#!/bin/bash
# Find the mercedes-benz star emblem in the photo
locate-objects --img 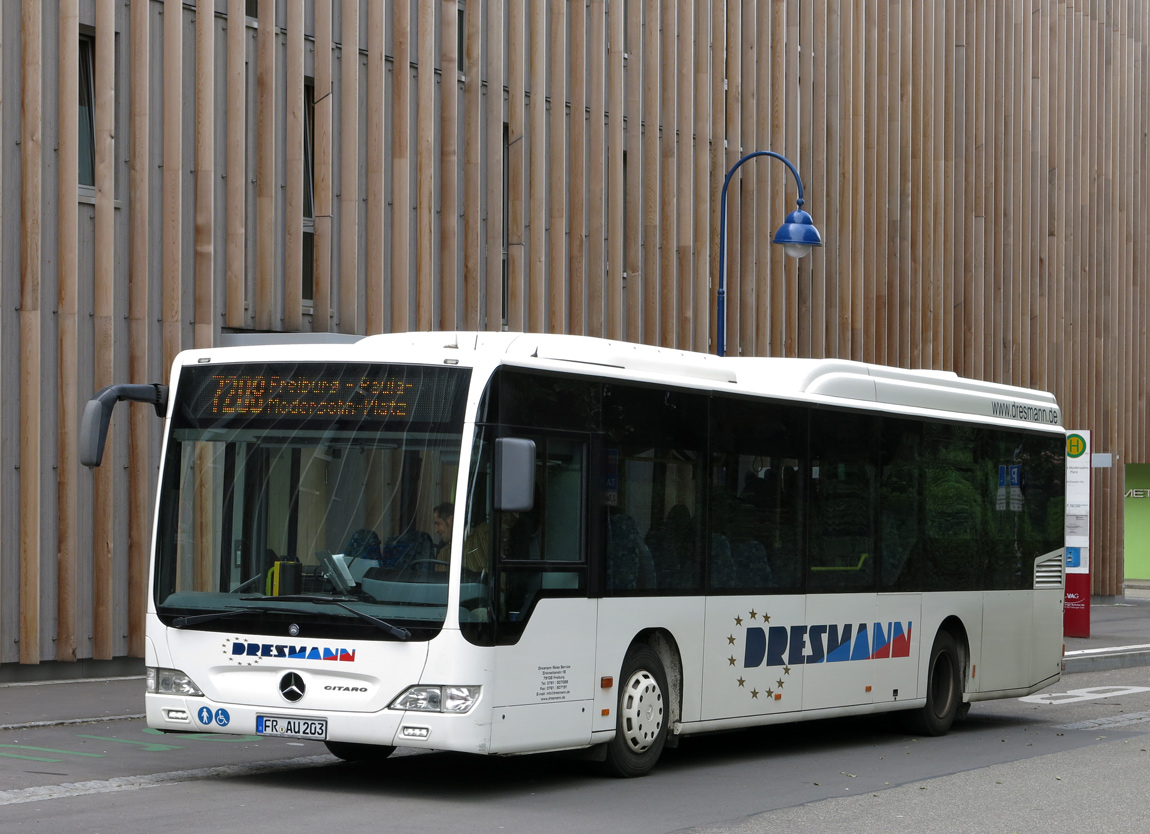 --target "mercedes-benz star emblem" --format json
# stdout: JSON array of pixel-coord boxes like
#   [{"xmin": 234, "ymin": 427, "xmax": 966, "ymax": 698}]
[{"xmin": 279, "ymin": 672, "xmax": 305, "ymax": 702}]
